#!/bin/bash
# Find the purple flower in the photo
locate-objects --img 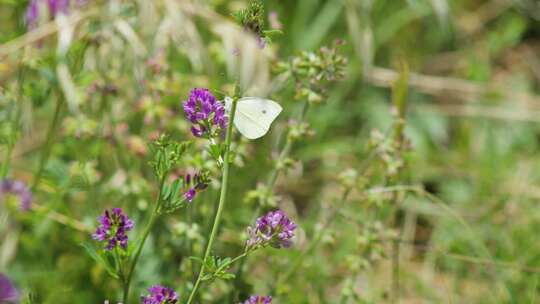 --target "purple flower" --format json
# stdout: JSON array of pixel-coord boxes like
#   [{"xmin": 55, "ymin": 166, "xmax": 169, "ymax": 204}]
[
  {"xmin": 141, "ymin": 285, "xmax": 178, "ymax": 304},
  {"xmin": 256, "ymin": 35, "xmax": 266, "ymax": 49},
  {"xmin": 25, "ymin": 0, "xmax": 72, "ymax": 30},
  {"xmin": 183, "ymin": 188, "xmax": 196, "ymax": 202},
  {"xmin": 180, "ymin": 171, "xmax": 209, "ymax": 203},
  {"xmin": 0, "ymin": 274, "xmax": 19, "ymax": 303},
  {"xmin": 242, "ymin": 295, "xmax": 272, "ymax": 304},
  {"xmin": 269, "ymin": 11, "xmax": 282, "ymax": 30},
  {"xmin": 92, "ymin": 208, "xmax": 134, "ymax": 251},
  {"xmin": 0, "ymin": 179, "xmax": 32, "ymax": 211},
  {"xmin": 246, "ymin": 210, "xmax": 297, "ymax": 250},
  {"xmin": 183, "ymin": 88, "xmax": 227, "ymax": 138},
  {"xmin": 25, "ymin": 0, "xmax": 39, "ymax": 29},
  {"xmin": 47, "ymin": 0, "xmax": 69, "ymax": 16}
]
